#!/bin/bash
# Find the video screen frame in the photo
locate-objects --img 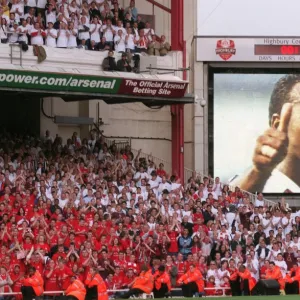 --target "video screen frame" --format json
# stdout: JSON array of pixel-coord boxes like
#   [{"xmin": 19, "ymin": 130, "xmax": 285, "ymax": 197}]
[{"xmin": 208, "ymin": 66, "xmax": 300, "ymax": 195}]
